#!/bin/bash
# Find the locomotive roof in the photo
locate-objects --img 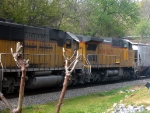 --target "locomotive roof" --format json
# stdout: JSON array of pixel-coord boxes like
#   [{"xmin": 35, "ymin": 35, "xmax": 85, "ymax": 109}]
[
  {"xmin": 100, "ymin": 37, "xmax": 128, "ymax": 45},
  {"xmin": 66, "ymin": 32, "xmax": 103, "ymax": 42},
  {"xmin": 0, "ymin": 21, "xmax": 23, "ymax": 28},
  {"xmin": 66, "ymin": 32, "xmax": 130, "ymax": 44},
  {"xmin": 0, "ymin": 21, "xmax": 24, "ymax": 41},
  {"xmin": 24, "ymin": 25, "xmax": 46, "ymax": 35},
  {"xmin": 100, "ymin": 37, "xmax": 112, "ymax": 43},
  {"xmin": 75, "ymin": 35, "xmax": 103, "ymax": 42},
  {"xmin": 124, "ymin": 39, "xmax": 150, "ymax": 46}
]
